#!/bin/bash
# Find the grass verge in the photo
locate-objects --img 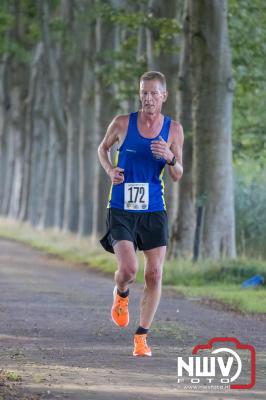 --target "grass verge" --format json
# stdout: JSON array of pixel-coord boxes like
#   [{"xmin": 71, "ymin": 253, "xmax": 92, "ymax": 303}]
[{"xmin": 0, "ymin": 217, "xmax": 265, "ymax": 314}]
